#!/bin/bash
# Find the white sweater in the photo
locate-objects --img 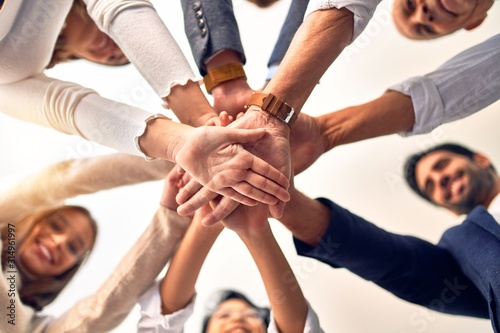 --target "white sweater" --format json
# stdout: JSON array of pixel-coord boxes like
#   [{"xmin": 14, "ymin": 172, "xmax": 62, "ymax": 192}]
[{"xmin": 0, "ymin": 0, "xmax": 198, "ymax": 156}]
